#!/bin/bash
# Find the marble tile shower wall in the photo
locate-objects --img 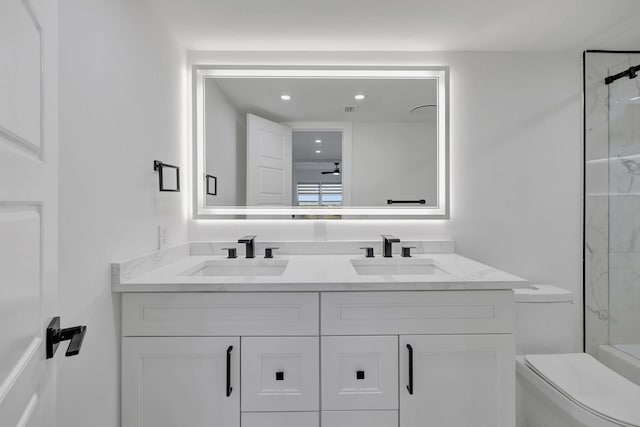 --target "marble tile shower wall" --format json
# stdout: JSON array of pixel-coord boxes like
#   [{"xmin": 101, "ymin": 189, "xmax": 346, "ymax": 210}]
[
  {"xmin": 608, "ymin": 54, "xmax": 640, "ymax": 346},
  {"xmin": 585, "ymin": 52, "xmax": 640, "ymax": 355}
]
